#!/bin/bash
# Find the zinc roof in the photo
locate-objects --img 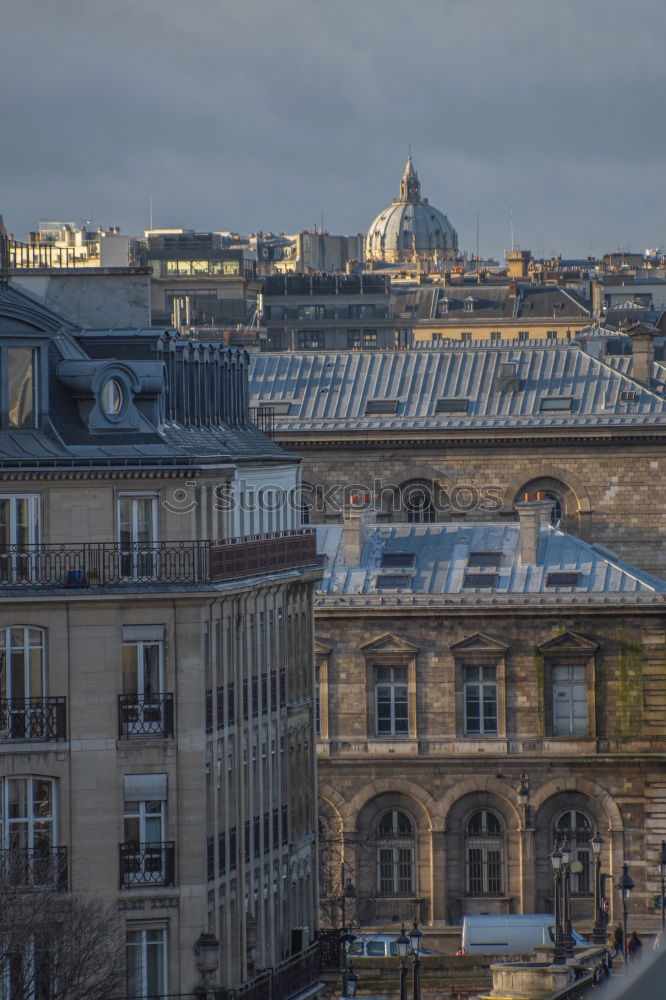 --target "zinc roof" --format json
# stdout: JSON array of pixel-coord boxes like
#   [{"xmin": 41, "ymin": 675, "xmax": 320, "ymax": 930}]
[
  {"xmin": 315, "ymin": 522, "xmax": 666, "ymax": 607},
  {"xmin": 249, "ymin": 346, "xmax": 666, "ymax": 432}
]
